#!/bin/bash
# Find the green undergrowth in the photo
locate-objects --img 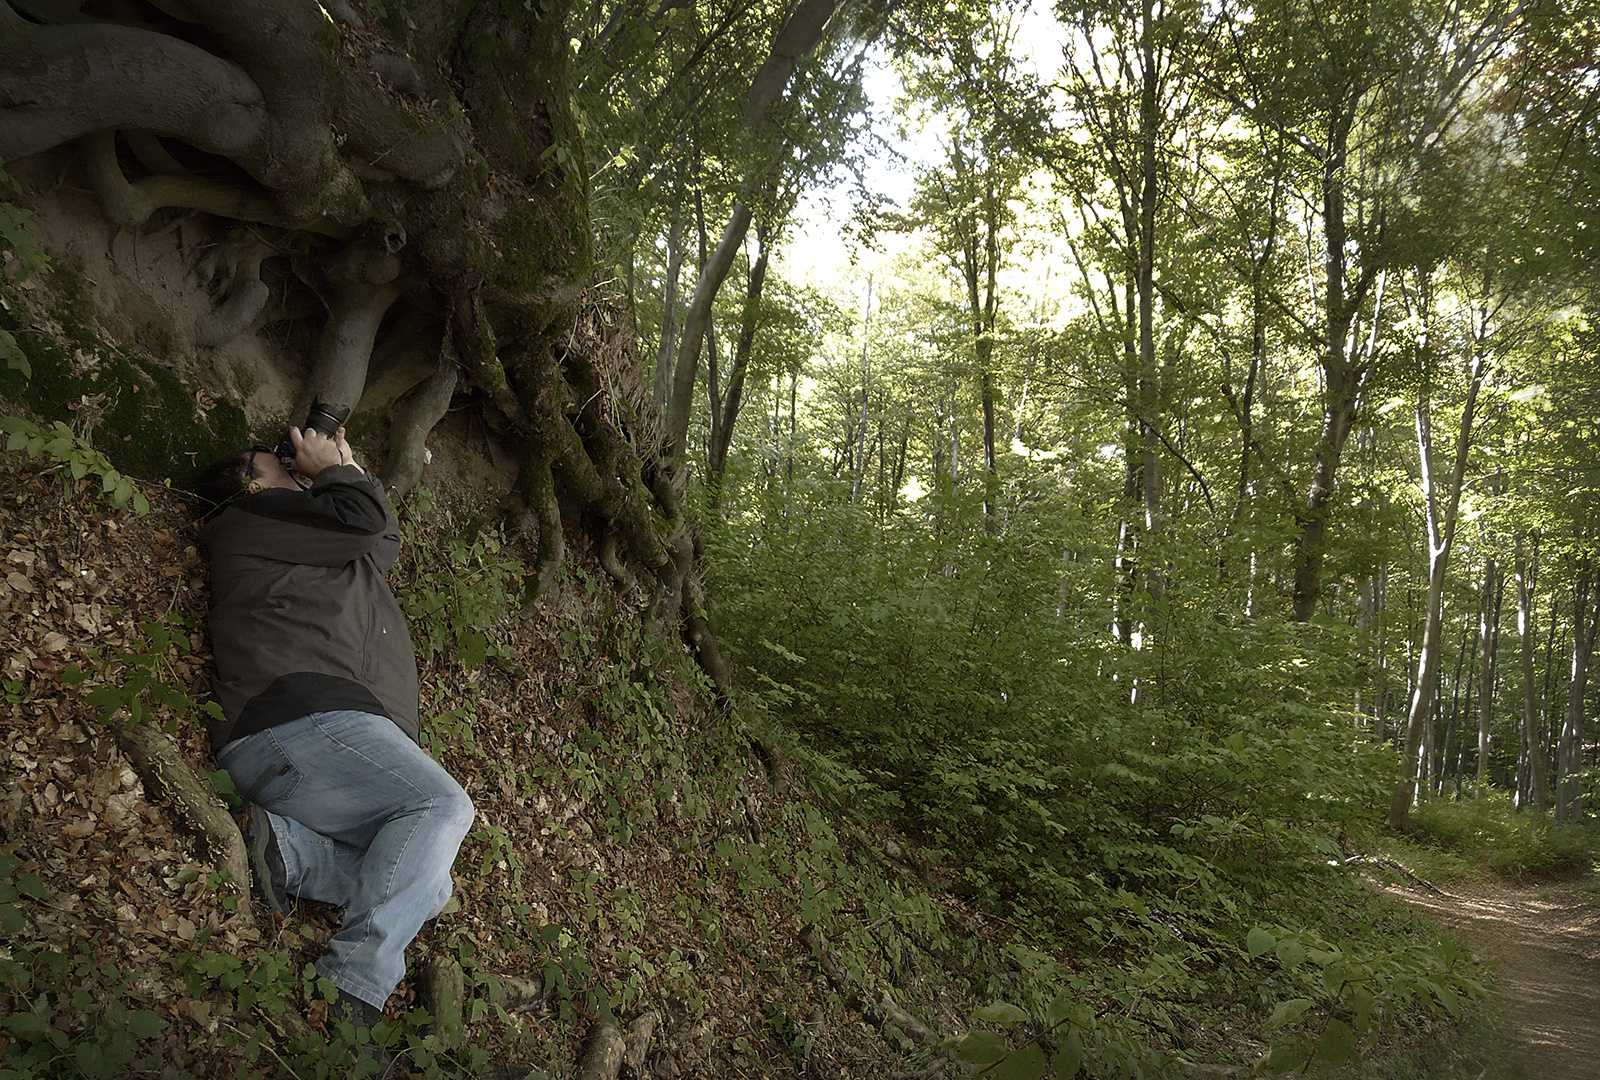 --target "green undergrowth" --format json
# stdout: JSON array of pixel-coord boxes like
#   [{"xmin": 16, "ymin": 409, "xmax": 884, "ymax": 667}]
[
  {"xmin": 0, "ymin": 477, "xmax": 1516, "ymax": 1079},
  {"xmin": 704, "ymin": 488, "xmax": 1513, "ymax": 1076},
  {"xmin": 1371, "ymin": 796, "xmax": 1597, "ymax": 886}
]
